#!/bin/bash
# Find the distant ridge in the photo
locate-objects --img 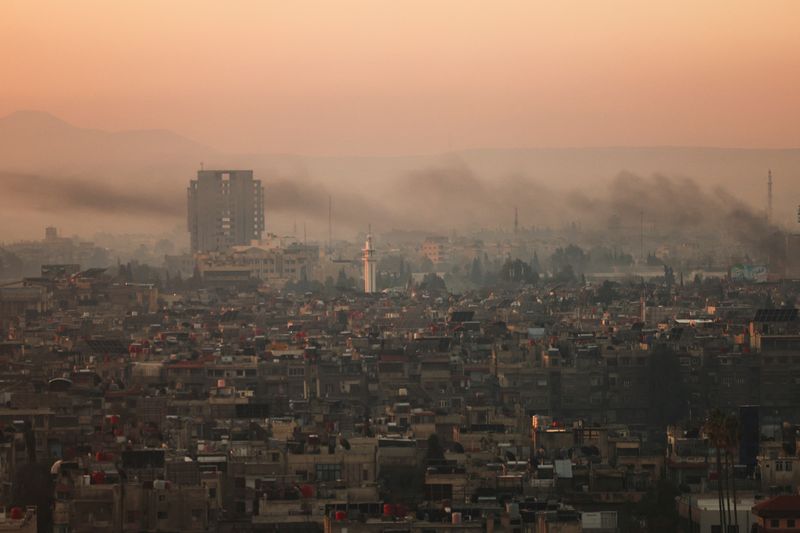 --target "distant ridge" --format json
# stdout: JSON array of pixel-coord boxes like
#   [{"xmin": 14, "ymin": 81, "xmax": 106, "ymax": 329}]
[
  {"xmin": 0, "ymin": 110, "xmax": 218, "ymax": 174},
  {"xmin": 0, "ymin": 110, "xmax": 799, "ymax": 239}
]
